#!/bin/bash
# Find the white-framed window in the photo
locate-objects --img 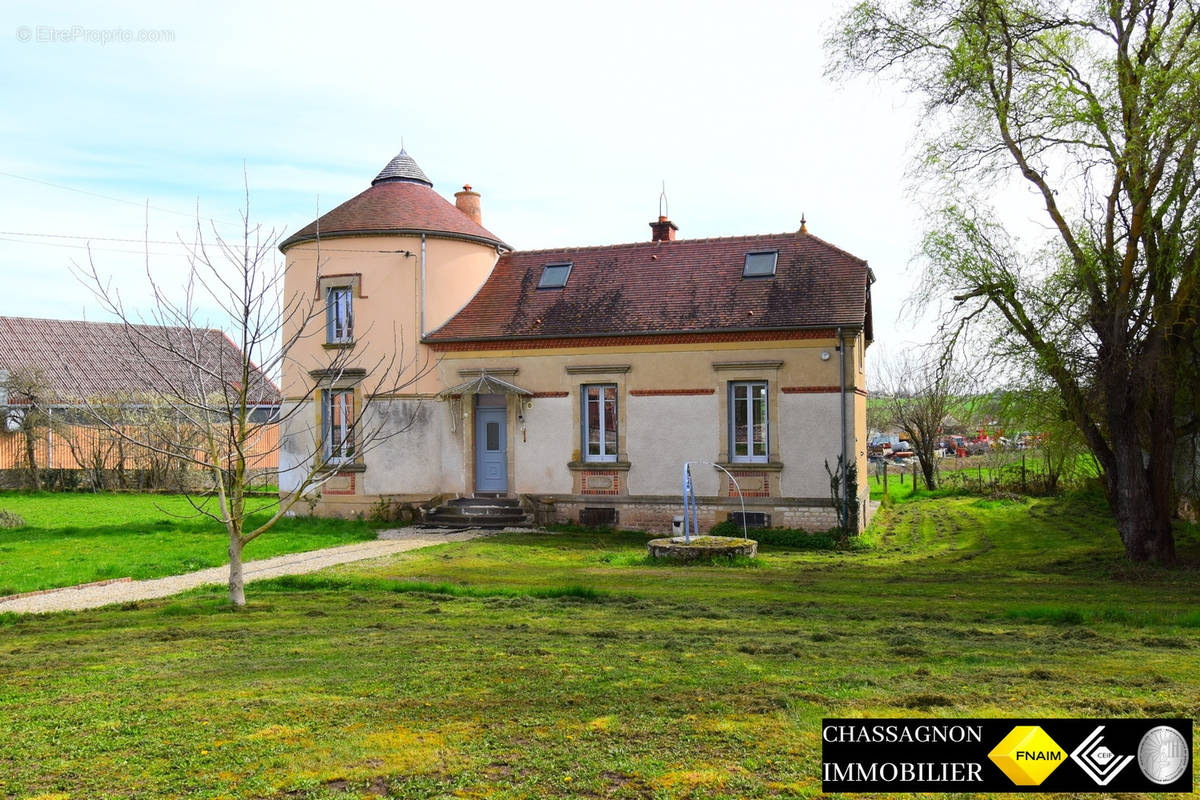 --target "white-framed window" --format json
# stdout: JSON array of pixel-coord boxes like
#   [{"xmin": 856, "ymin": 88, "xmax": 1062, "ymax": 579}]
[
  {"xmin": 729, "ymin": 381, "xmax": 768, "ymax": 462},
  {"xmin": 326, "ymin": 286, "xmax": 353, "ymax": 343},
  {"xmin": 323, "ymin": 389, "xmax": 355, "ymax": 462},
  {"xmin": 582, "ymin": 383, "xmax": 617, "ymax": 462}
]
